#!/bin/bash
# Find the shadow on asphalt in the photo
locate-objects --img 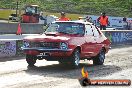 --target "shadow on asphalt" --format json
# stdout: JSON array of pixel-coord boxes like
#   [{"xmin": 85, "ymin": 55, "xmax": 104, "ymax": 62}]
[{"xmin": 24, "ymin": 63, "xmax": 122, "ymax": 79}]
